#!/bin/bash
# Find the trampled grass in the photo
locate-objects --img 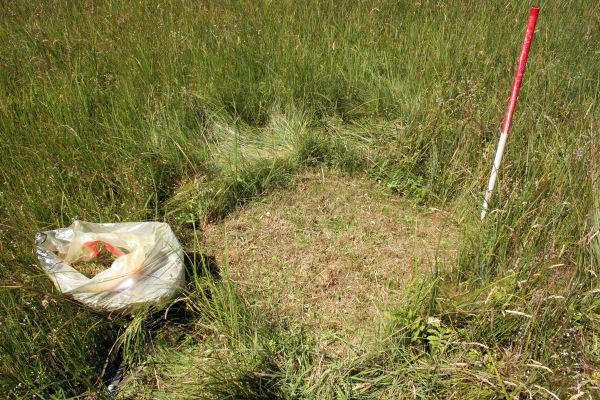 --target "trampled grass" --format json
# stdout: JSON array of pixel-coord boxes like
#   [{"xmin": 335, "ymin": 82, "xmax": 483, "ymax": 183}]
[{"xmin": 0, "ymin": 0, "xmax": 598, "ymax": 398}]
